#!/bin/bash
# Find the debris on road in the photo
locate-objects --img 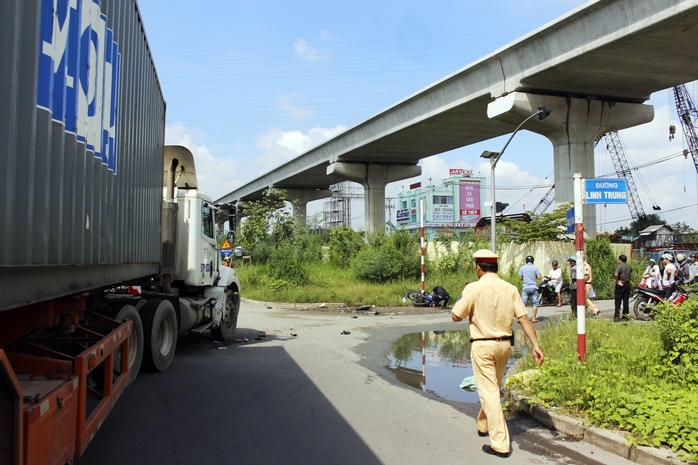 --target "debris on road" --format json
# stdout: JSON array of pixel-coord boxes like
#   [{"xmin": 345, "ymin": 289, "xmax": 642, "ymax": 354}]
[{"xmin": 341, "ymin": 330, "xmax": 351, "ymax": 335}]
